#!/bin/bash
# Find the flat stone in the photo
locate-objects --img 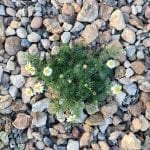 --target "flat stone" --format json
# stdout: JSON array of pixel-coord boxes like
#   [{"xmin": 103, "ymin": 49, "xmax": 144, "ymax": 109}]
[
  {"xmin": 16, "ymin": 27, "xmax": 27, "ymax": 38},
  {"xmin": 126, "ymin": 45, "xmax": 136, "ymax": 58},
  {"xmin": 0, "ymin": 66, "xmax": 3, "ymax": 83},
  {"xmin": 5, "ymin": 36, "xmax": 22, "ymax": 56},
  {"xmin": 61, "ymin": 32, "xmax": 71, "ymax": 43},
  {"xmin": 0, "ymin": 95, "xmax": 12, "ymax": 110},
  {"xmin": 81, "ymin": 24, "xmax": 98, "ymax": 44},
  {"xmin": 32, "ymin": 98, "xmax": 49, "ymax": 112},
  {"xmin": 10, "ymin": 74, "xmax": 25, "ymax": 88},
  {"xmin": 12, "ymin": 113, "xmax": 31, "ymax": 130},
  {"xmin": 0, "ymin": 5, "xmax": 6, "ymax": 16},
  {"xmin": 85, "ymin": 112, "xmax": 104, "ymax": 126},
  {"xmin": 124, "ymin": 83, "xmax": 137, "ymax": 95},
  {"xmin": 110, "ymin": 9, "xmax": 126, "ymax": 30},
  {"xmin": 120, "ymin": 133, "xmax": 141, "ymax": 150},
  {"xmin": 121, "ymin": 28, "xmax": 136, "ymax": 44},
  {"xmin": 77, "ymin": 0, "xmax": 98, "ymax": 22},
  {"xmin": 125, "ymin": 68, "xmax": 134, "ymax": 78}
]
